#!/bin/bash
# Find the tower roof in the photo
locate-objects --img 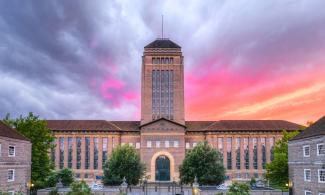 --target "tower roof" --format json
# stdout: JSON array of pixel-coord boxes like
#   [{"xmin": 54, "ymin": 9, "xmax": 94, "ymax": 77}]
[{"xmin": 144, "ymin": 38, "xmax": 181, "ymax": 49}]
